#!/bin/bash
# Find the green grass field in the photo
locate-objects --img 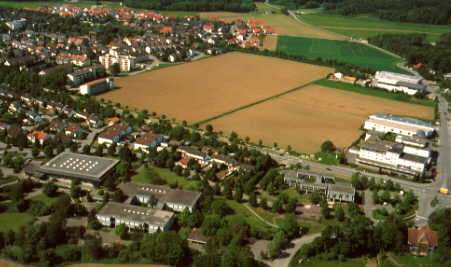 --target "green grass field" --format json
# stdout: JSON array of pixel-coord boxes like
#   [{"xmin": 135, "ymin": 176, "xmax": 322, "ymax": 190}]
[
  {"xmin": 315, "ymin": 79, "xmax": 435, "ymax": 108},
  {"xmin": 131, "ymin": 165, "xmax": 202, "ymax": 191},
  {"xmin": 291, "ymin": 257, "xmax": 367, "ymax": 267},
  {"xmin": 300, "ymin": 14, "xmax": 451, "ymax": 37},
  {"xmin": 390, "ymin": 253, "xmax": 436, "ymax": 267},
  {"xmin": 0, "ymin": 212, "xmax": 34, "ymax": 231},
  {"xmin": 277, "ymin": 35, "xmax": 405, "ymax": 73},
  {"xmin": 160, "ymin": 10, "xmax": 199, "ymax": 17},
  {"xmin": 325, "ymin": 29, "xmax": 441, "ymax": 43}
]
